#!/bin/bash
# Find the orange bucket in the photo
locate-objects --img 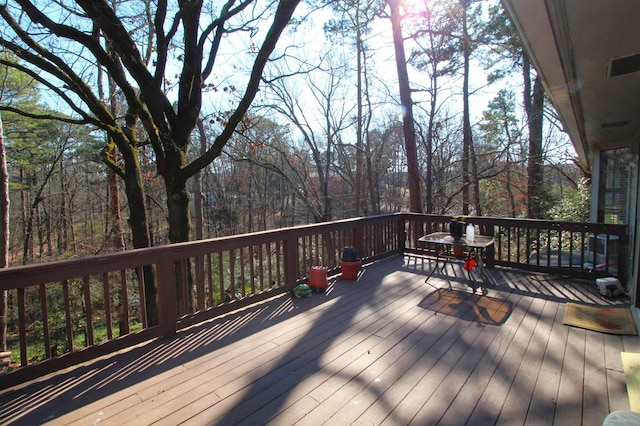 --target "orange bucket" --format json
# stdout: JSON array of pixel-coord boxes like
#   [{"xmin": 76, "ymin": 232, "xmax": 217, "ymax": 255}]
[
  {"xmin": 340, "ymin": 260, "xmax": 361, "ymax": 280},
  {"xmin": 309, "ymin": 266, "xmax": 328, "ymax": 289}
]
